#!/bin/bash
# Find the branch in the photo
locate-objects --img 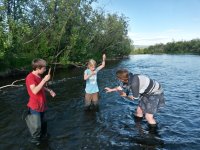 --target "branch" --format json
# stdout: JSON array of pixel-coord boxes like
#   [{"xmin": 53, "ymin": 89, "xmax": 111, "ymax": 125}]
[
  {"xmin": 69, "ymin": 62, "xmax": 85, "ymax": 68},
  {"xmin": 0, "ymin": 79, "xmax": 25, "ymax": 90},
  {"xmin": 23, "ymin": 26, "xmax": 50, "ymax": 44}
]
